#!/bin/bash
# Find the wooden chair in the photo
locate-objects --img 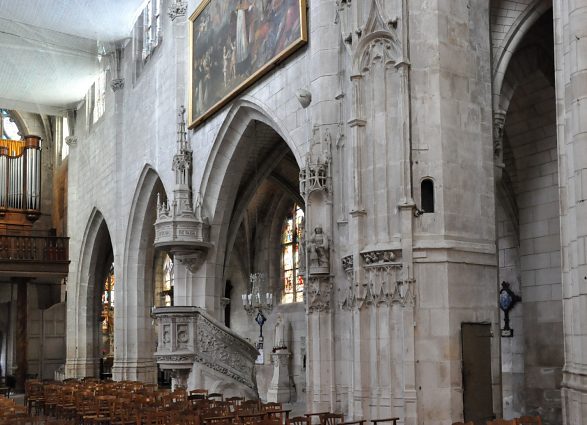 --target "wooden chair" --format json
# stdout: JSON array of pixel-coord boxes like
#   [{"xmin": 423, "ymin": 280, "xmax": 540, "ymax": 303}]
[
  {"xmin": 25, "ymin": 380, "xmax": 45, "ymax": 416},
  {"xmin": 487, "ymin": 420, "xmax": 516, "ymax": 425},
  {"xmin": 288, "ymin": 417, "xmax": 310, "ymax": 425},
  {"xmin": 141, "ymin": 410, "xmax": 171, "ymax": 425},
  {"xmin": 237, "ymin": 400, "xmax": 260, "ymax": 416},
  {"xmin": 304, "ymin": 413, "xmax": 330, "ymax": 425},
  {"xmin": 208, "ymin": 392, "xmax": 224, "ymax": 401},
  {"xmin": 371, "ymin": 420, "xmax": 399, "ymax": 425},
  {"xmin": 109, "ymin": 398, "xmax": 136, "ymax": 425},
  {"xmin": 190, "ymin": 389, "xmax": 209, "ymax": 399},
  {"xmin": 260, "ymin": 418, "xmax": 281, "ymax": 425},
  {"xmin": 321, "ymin": 413, "xmax": 344, "ymax": 425},
  {"xmin": 262, "ymin": 403, "xmax": 288, "ymax": 421},
  {"xmin": 238, "ymin": 413, "xmax": 267, "ymax": 425},
  {"xmin": 203, "ymin": 416, "xmax": 236, "ymax": 425},
  {"xmin": 516, "ymin": 417, "xmax": 542, "ymax": 425}
]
